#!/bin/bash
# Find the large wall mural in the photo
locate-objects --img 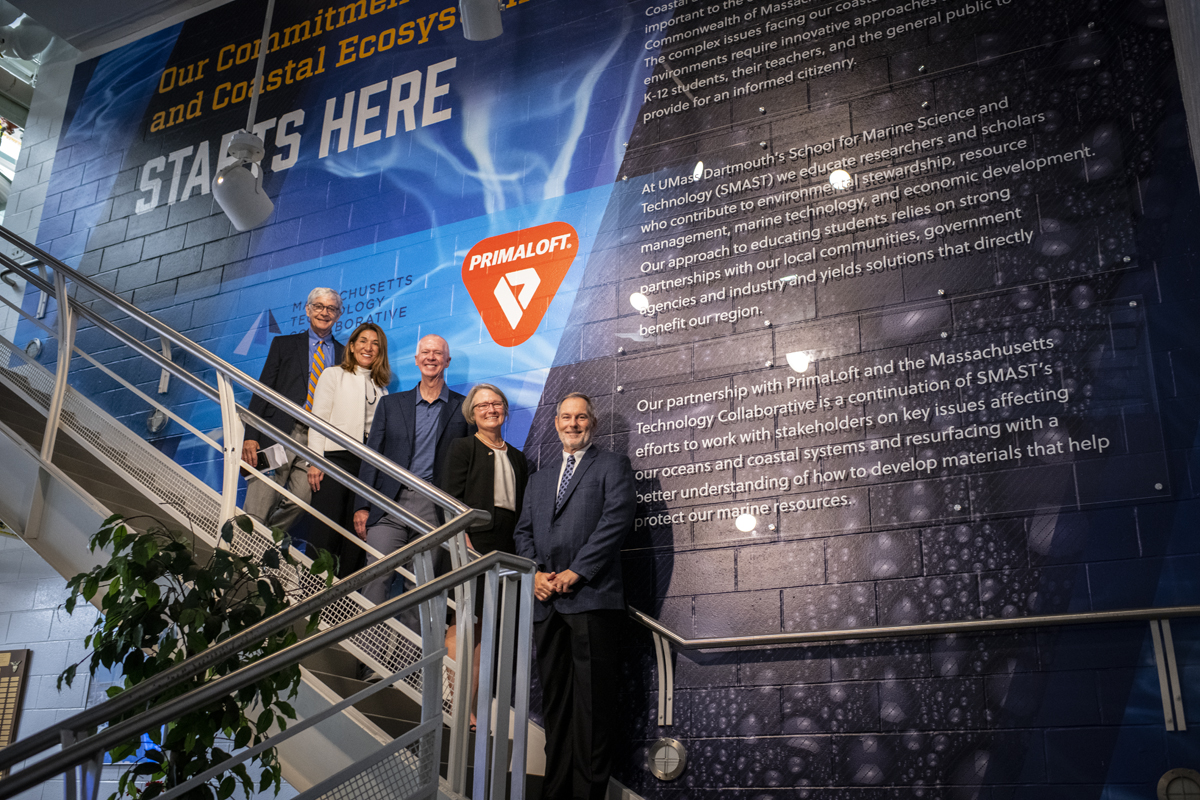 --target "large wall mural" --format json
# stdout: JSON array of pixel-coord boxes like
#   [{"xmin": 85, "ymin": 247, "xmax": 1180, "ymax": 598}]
[{"xmin": 25, "ymin": 0, "xmax": 1200, "ymax": 795}]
